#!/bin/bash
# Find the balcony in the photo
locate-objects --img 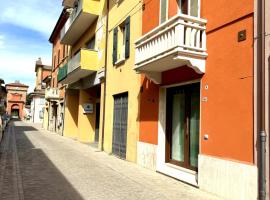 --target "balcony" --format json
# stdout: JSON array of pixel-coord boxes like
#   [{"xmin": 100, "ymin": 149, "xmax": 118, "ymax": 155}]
[
  {"xmin": 58, "ymin": 63, "xmax": 68, "ymax": 82},
  {"xmin": 134, "ymin": 14, "xmax": 207, "ymax": 84},
  {"xmin": 45, "ymin": 88, "xmax": 60, "ymax": 100},
  {"xmin": 61, "ymin": 0, "xmax": 100, "ymax": 45},
  {"xmin": 61, "ymin": 49, "xmax": 98, "ymax": 84}
]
